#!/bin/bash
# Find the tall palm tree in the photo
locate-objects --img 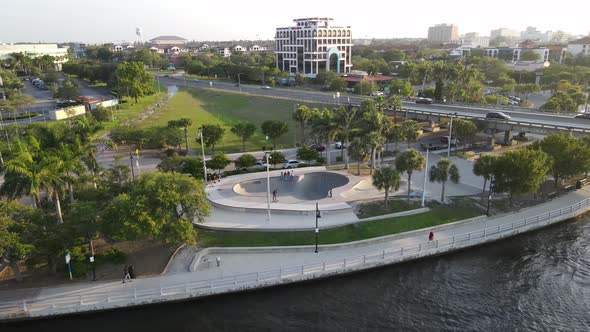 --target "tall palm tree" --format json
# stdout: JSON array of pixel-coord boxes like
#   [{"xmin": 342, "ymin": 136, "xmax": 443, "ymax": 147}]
[
  {"xmin": 386, "ymin": 123, "xmax": 406, "ymax": 153},
  {"xmin": 1, "ymin": 150, "xmax": 42, "ymax": 208},
  {"xmin": 473, "ymin": 155, "xmax": 496, "ymax": 201},
  {"xmin": 429, "ymin": 158, "xmax": 460, "ymax": 203},
  {"xmin": 39, "ymin": 155, "xmax": 66, "ymax": 224},
  {"xmin": 372, "ymin": 166, "xmax": 401, "ymax": 208},
  {"xmin": 348, "ymin": 139, "xmax": 370, "ymax": 176},
  {"xmin": 395, "ymin": 148, "xmax": 425, "ymax": 201},
  {"xmin": 294, "ymin": 105, "xmax": 313, "ymax": 144},
  {"xmin": 401, "ymin": 120, "xmax": 420, "ymax": 148},
  {"xmin": 331, "ymin": 105, "xmax": 358, "ymax": 169},
  {"xmin": 54, "ymin": 143, "xmax": 84, "ymax": 204},
  {"xmin": 168, "ymin": 118, "xmax": 193, "ymax": 152},
  {"xmin": 310, "ymin": 108, "xmax": 335, "ymax": 165}
]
